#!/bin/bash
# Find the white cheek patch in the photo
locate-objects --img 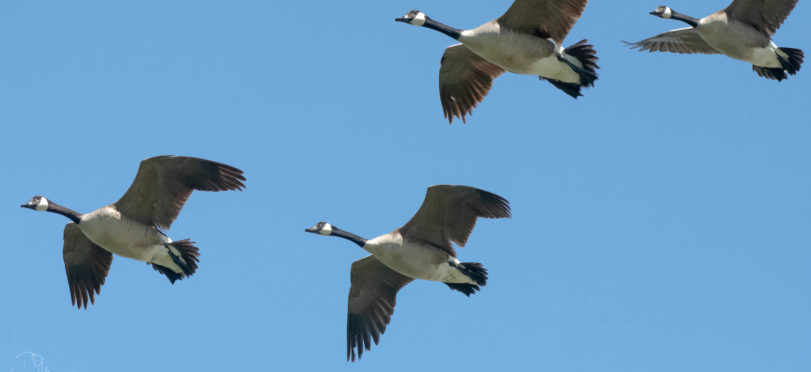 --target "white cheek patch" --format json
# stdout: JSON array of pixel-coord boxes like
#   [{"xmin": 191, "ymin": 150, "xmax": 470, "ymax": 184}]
[
  {"xmin": 35, "ymin": 198, "xmax": 49, "ymax": 211},
  {"xmin": 412, "ymin": 12, "xmax": 426, "ymax": 26},
  {"xmin": 320, "ymin": 223, "xmax": 333, "ymax": 235},
  {"xmin": 663, "ymin": 7, "xmax": 672, "ymax": 18}
]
